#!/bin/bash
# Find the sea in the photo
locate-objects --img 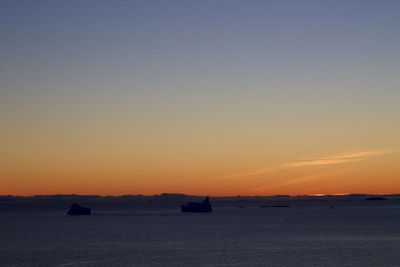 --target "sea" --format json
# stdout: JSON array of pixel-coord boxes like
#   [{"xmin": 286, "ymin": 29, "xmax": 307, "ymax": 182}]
[{"xmin": 1, "ymin": 204, "xmax": 400, "ymax": 266}]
